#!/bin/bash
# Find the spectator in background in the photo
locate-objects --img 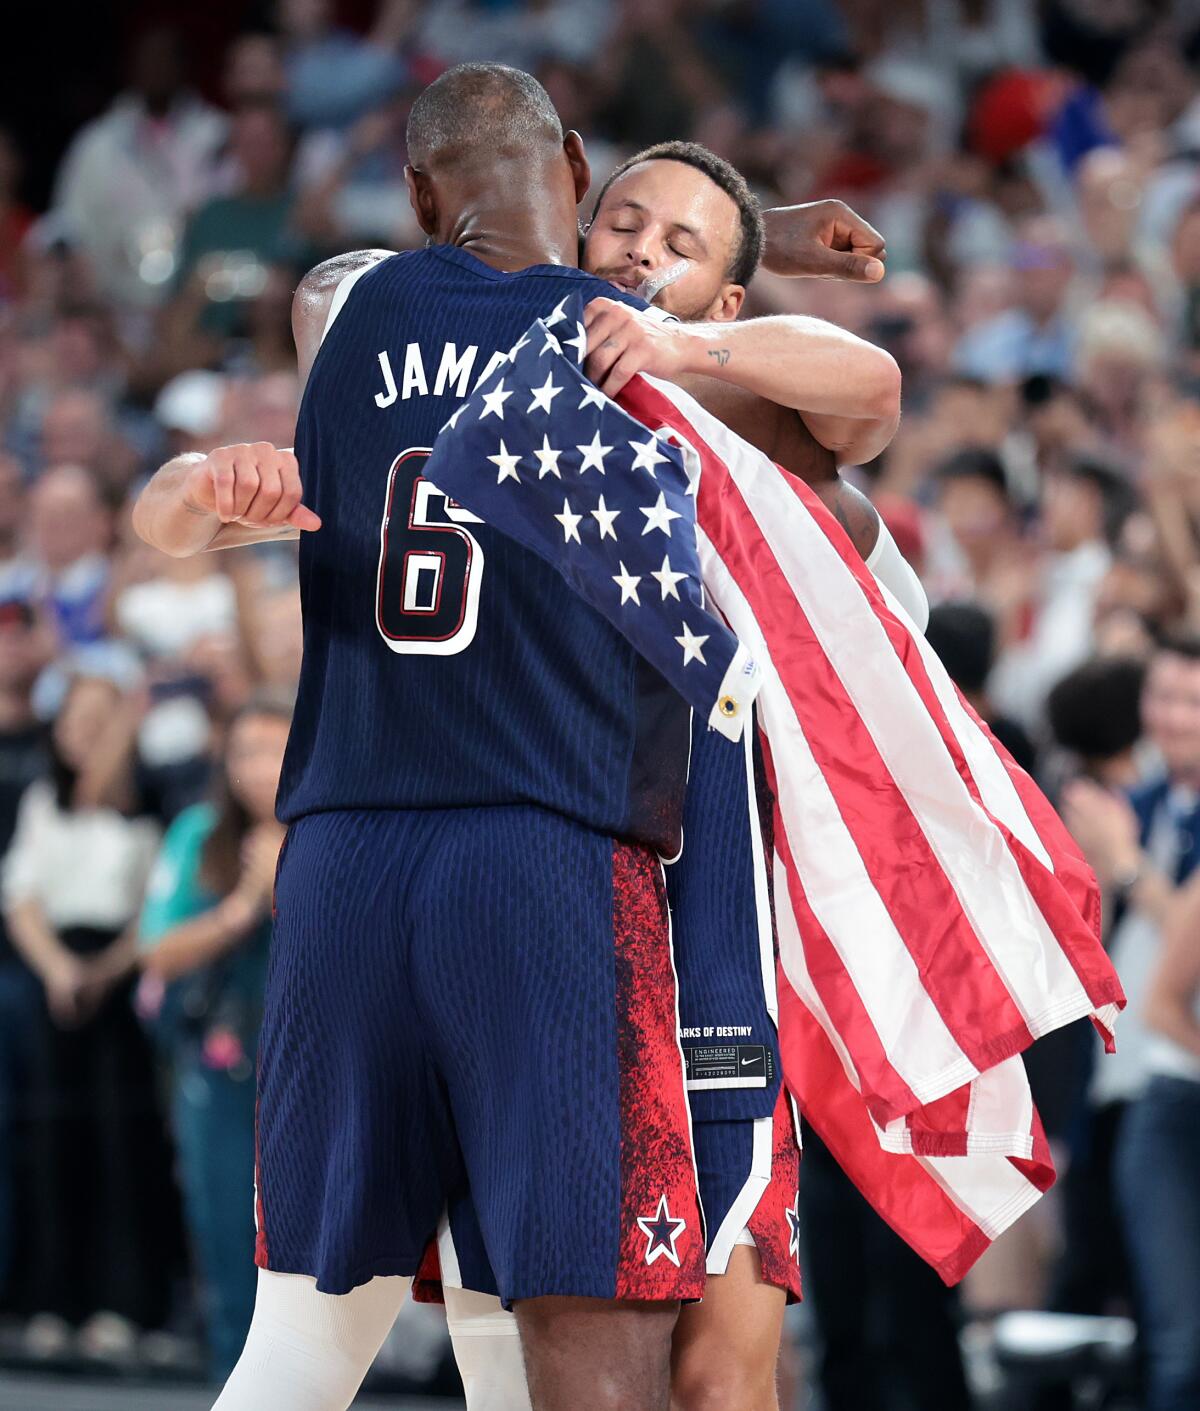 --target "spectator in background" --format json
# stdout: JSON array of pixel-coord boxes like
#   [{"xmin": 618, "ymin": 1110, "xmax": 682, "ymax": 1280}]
[
  {"xmin": 50, "ymin": 29, "xmax": 226, "ymax": 311},
  {"xmin": 989, "ymin": 453, "xmax": 1130, "ymax": 731},
  {"xmin": 1056, "ymin": 637, "xmax": 1200, "ymax": 1324},
  {"xmin": 954, "ymin": 216, "xmax": 1079, "ymax": 383},
  {"xmin": 0, "ymin": 599, "xmax": 49, "ymax": 1309},
  {"xmin": 1074, "ymin": 299, "xmax": 1166, "ymax": 462},
  {"xmin": 137, "ymin": 691, "xmax": 291, "ymax": 1380},
  {"xmin": 23, "ymin": 465, "xmax": 112, "ymax": 650},
  {"xmin": 168, "ymin": 103, "xmax": 304, "ymax": 348},
  {"xmin": 1124, "ymin": 864, "xmax": 1200, "ymax": 1411},
  {"xmin": 1047, "ymin": 655, "xmax": 1147, "ymax": 792},
  {"xmin": 277, "ymin": 0, "xmax": 412, "ymax": 131},
  {"xmin": 3, "ymin": 674, "xmax": 173, "ymax": 1359},
  {"xmin": 925, "ymin": 600, "xmax": 1036, "ymax": 772},
  {"xmin": 923, "ymin": 447, "xmax": 1020, "ymax": 606}
]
